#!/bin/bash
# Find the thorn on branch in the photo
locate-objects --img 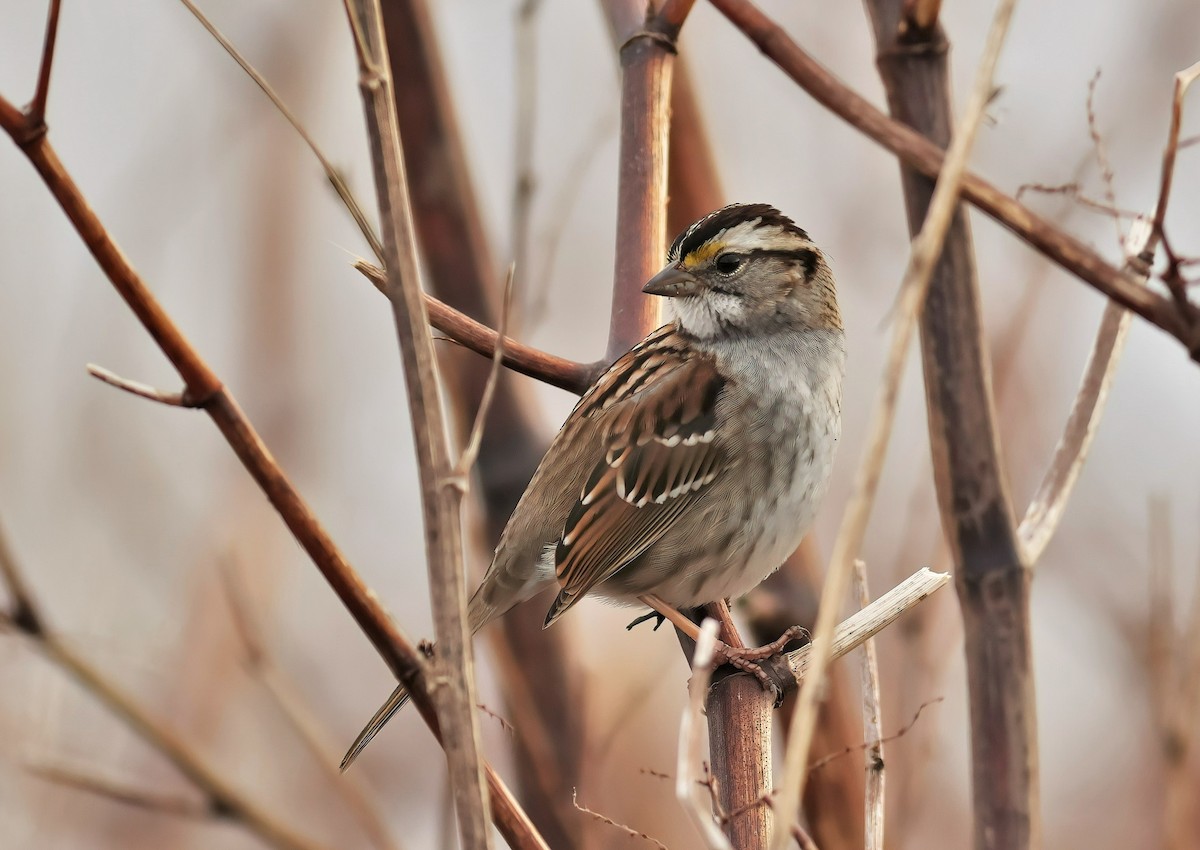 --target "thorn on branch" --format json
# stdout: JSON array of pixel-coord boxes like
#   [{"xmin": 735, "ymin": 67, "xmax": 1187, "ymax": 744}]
[{"xmin": 86, "ymin": 364, "xmax": 215, "ymax": 409}]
